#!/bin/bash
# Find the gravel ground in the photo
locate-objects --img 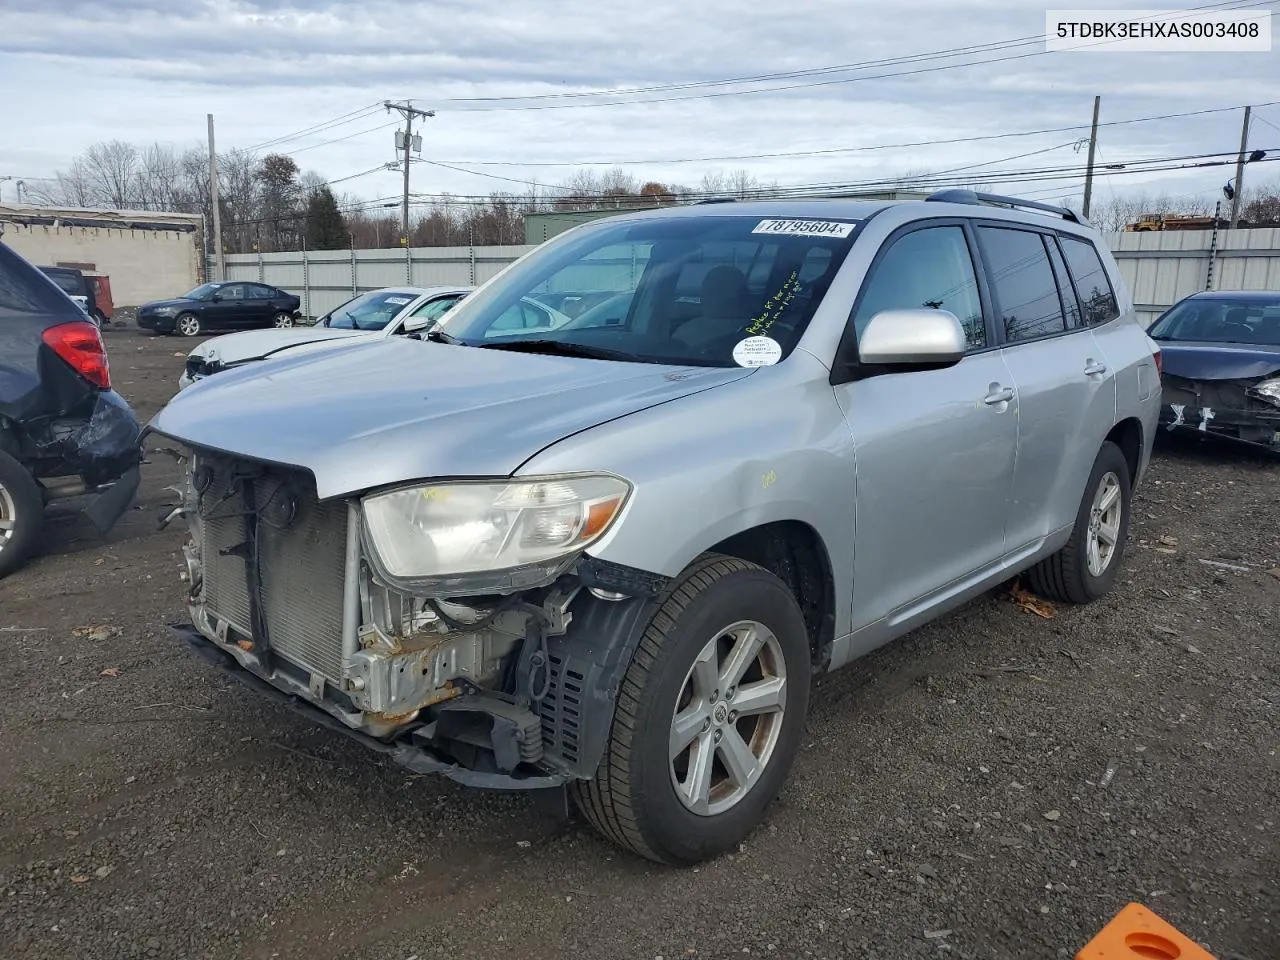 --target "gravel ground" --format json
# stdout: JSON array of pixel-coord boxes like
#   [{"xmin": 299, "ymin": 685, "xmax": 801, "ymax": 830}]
[{"xmin": 1, "ymin": 330, "xmax": 1277, "ymax": 960}]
